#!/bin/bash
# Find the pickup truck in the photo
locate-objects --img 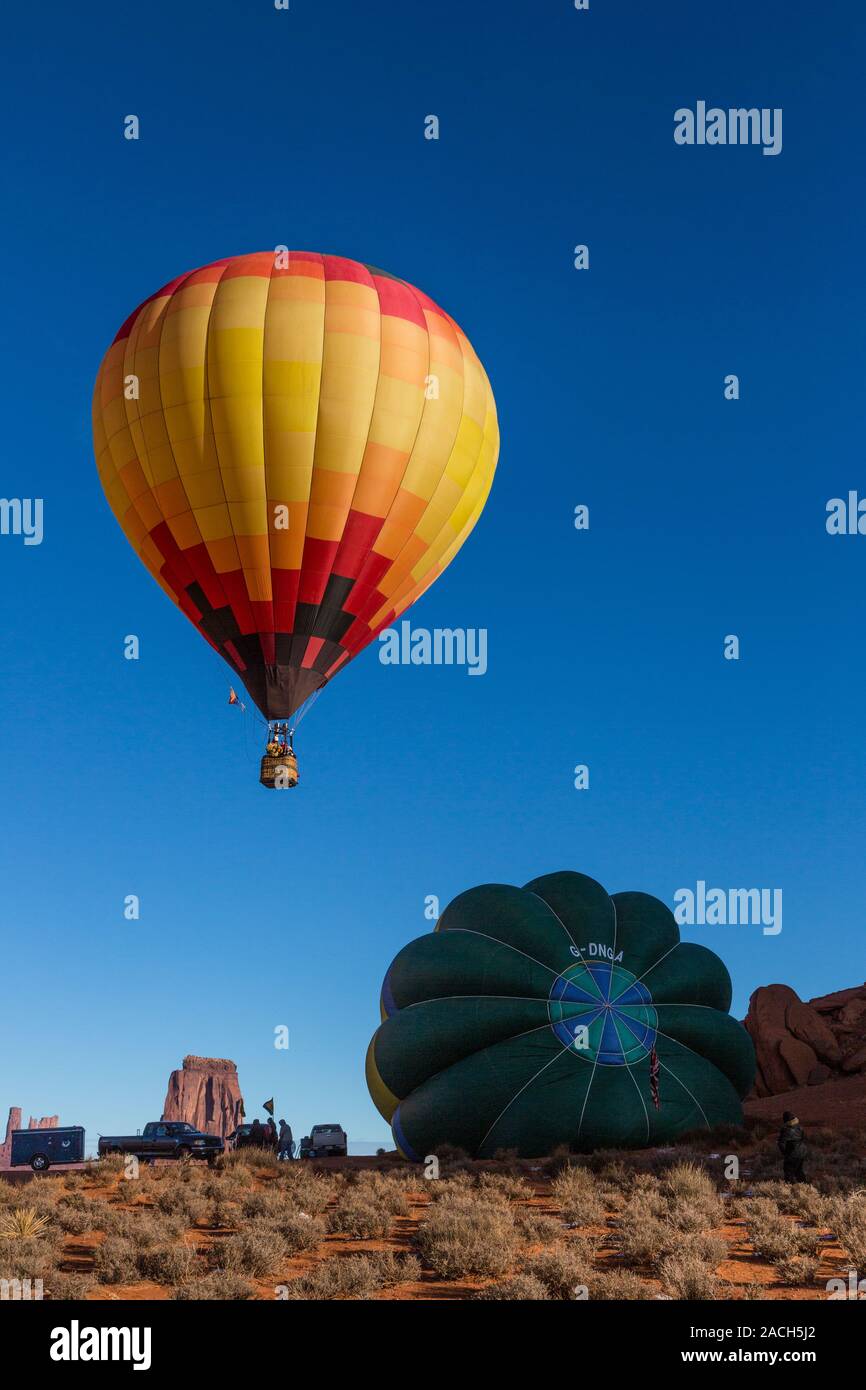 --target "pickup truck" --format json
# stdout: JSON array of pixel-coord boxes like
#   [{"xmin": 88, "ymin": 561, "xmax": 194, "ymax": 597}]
[
  {"xmin": 300, "ymin": 1123, "xmax": 348, "ymax": 1159},
  {"xmin": 97, "ymin": 1121, "xmax": 223, "ymax": 1164}
]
